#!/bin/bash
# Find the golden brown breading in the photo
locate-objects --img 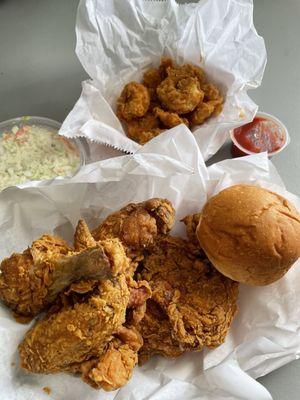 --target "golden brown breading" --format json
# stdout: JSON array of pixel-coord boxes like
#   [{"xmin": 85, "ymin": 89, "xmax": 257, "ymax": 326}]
[
  {"xmin": 139, "ymin": 299, "xmax": 184, "ymax": 364},
  {"xmin": 0, "ymin": 235, "xmax": 72, "ymax": 317},
  {"xmin": 166, "ymin": 63, "xmax": 206, "ymax": 85},
  {"xmin": 139, "ymin": 236, "xmax": 238, "ymax": 361},
  {"xmin": 117, "ymin": 82, "xmax": 150, "ymax": 121},
  {"xmin": 92, "ymin": 198, "xmax": 175, "ymax": 266},
  {"xmin": 117, "ymin": 59, "xmax": 224, "ymax": 143},
  {"xmin": 188, "ymin": 101, "xmax": 215, "ymax": 126},
  {"xmin": 77, "ymin": 326, "xmax": 143, "ymax": 391},
  {"xmin": 73, "ymin": 219, "xmax": 152, "ymax": 323},
  {"xmin": 0, "ymin": 234, "xmax": 127, "ymax": 318},
  {"xmin": 142, "ymin": 58, "xmax": 174, "ymax": 90},
  {"xmin": 19, "ymin": 275, "xmax": 130, "ymax": 374},
  {"xmin": 157, "ymin": 77, "xmax": 204, "ymax": 114},
  {"xmin": 181, "ymin": 213, "xmax": 201, "ymax": 245},
  {"xmin": 143, "ymin": 68, "xmax": 162, "ymax": 90},
  {"xmin": 125, "ymin": 112, "xmax": 163, "ymax": 145},
  {"xmin": 153, "ymin": 107, "xmax": 189, "ymax": 129}
]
